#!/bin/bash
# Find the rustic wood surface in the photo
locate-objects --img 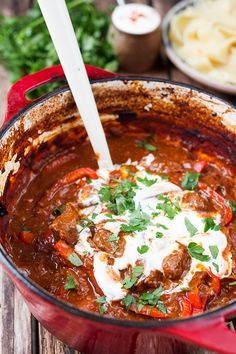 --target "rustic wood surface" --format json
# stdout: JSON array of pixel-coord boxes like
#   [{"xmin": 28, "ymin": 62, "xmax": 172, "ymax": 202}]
[{"xmin": 0, "ymin": 0, "xmax": 234, "ymax": 353}]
